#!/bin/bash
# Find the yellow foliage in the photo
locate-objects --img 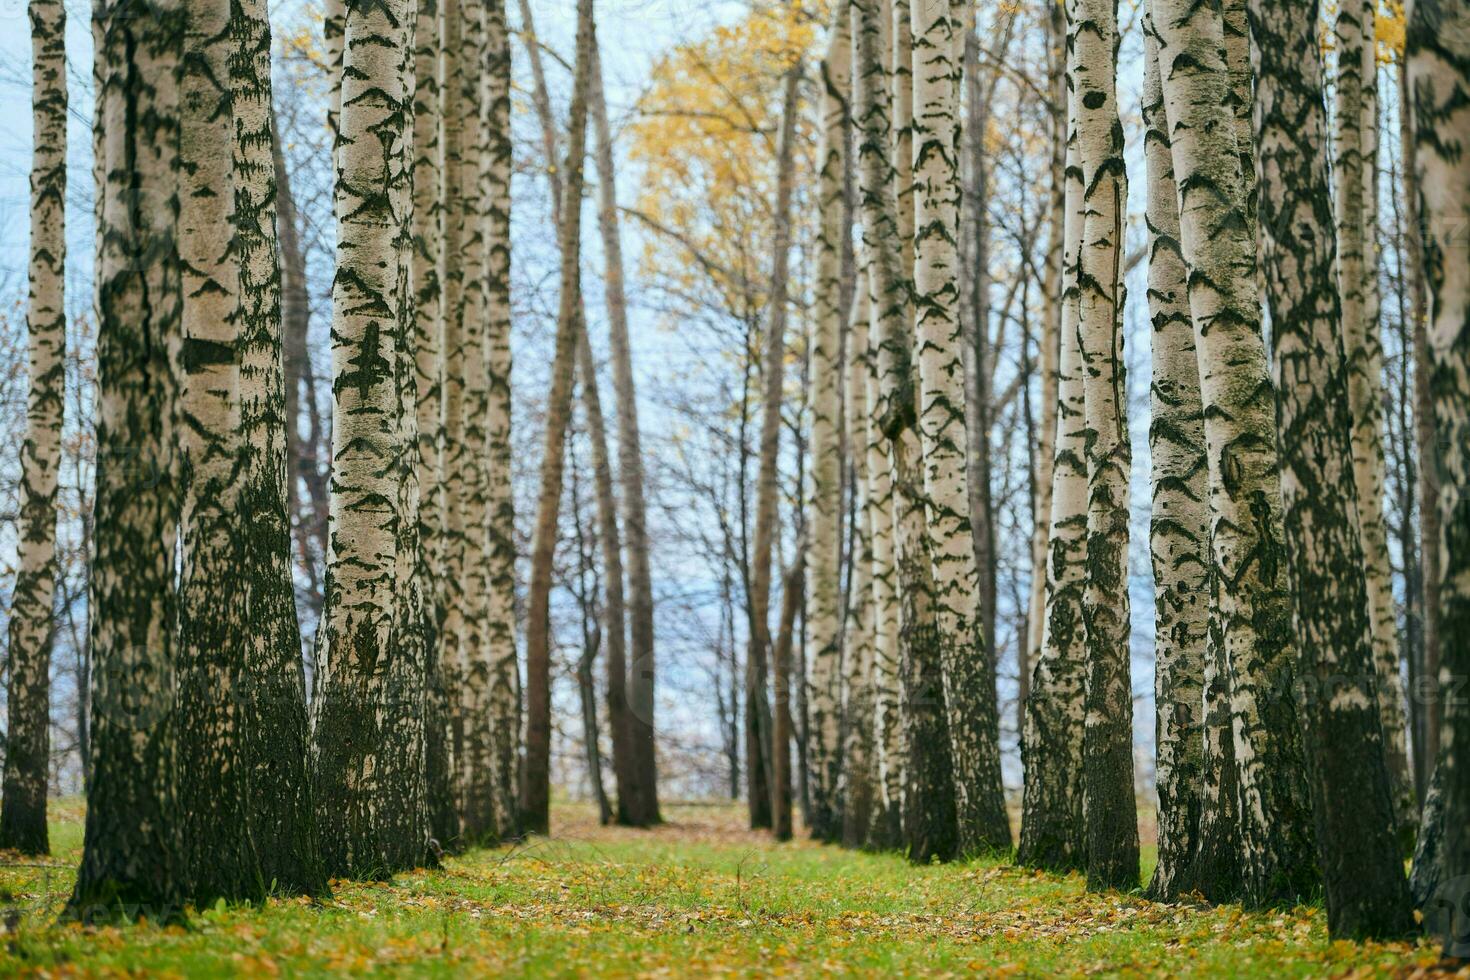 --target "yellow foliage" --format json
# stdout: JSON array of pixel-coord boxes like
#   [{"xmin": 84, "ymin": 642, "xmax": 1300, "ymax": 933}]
[
  {"xmin": 1379, "ymin": 0, "xmax": 1407, "ymax": 60},
  {"xmin": 628, "ymin": 4, "xmax": 820, "ymax": 322}
]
